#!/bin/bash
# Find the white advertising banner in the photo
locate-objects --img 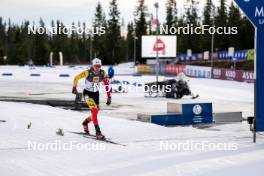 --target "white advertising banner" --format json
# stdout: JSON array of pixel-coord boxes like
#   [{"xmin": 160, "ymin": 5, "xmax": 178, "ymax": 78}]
[
  {"xmin": 142, "ymin": 35, "xmax": 177, "ymax": 58},
  {"xmin": 185, "ymin": 65, "xmax": 212, "ymax": 78},
  {"xmin": 228, "ymin": 47, "xmax": 235, "ymax": 57},
  {"xmin": 204, "ymin": 51, "xmax": 210, "ymax": 60}
]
